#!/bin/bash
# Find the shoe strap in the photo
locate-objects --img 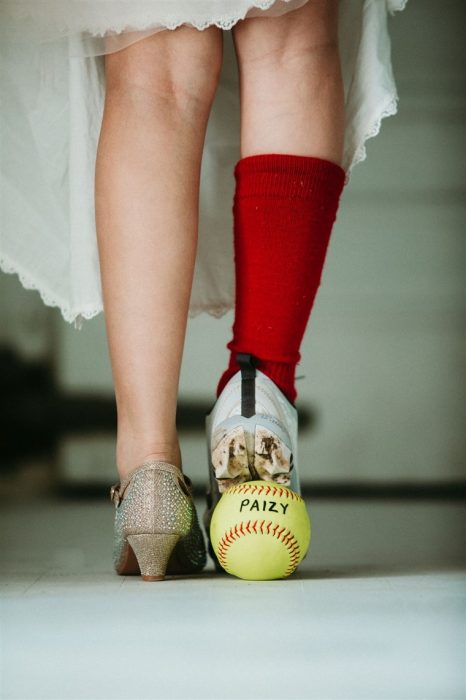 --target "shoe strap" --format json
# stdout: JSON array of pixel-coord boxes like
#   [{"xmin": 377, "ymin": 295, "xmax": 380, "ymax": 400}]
[
  {"xmin": 109, "ymin": 460, "xmax": 191, "ymax": 506},
  {"xmin": 236, "ymin": 352, "xmax": 258, "ymax": 418}
]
